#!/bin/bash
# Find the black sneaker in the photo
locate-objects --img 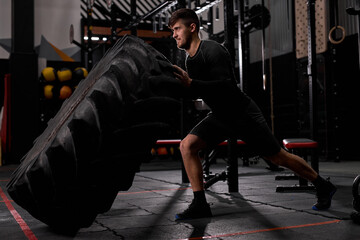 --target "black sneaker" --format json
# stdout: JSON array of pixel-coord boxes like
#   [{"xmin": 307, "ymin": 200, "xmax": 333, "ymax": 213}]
[
  {"xmin": 175, "ymin": 199, "xmax": 212, "ymax": 220},
  {"xmin": 312, "ymin": 178, "xmax": 337, "ymax": 210}
]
